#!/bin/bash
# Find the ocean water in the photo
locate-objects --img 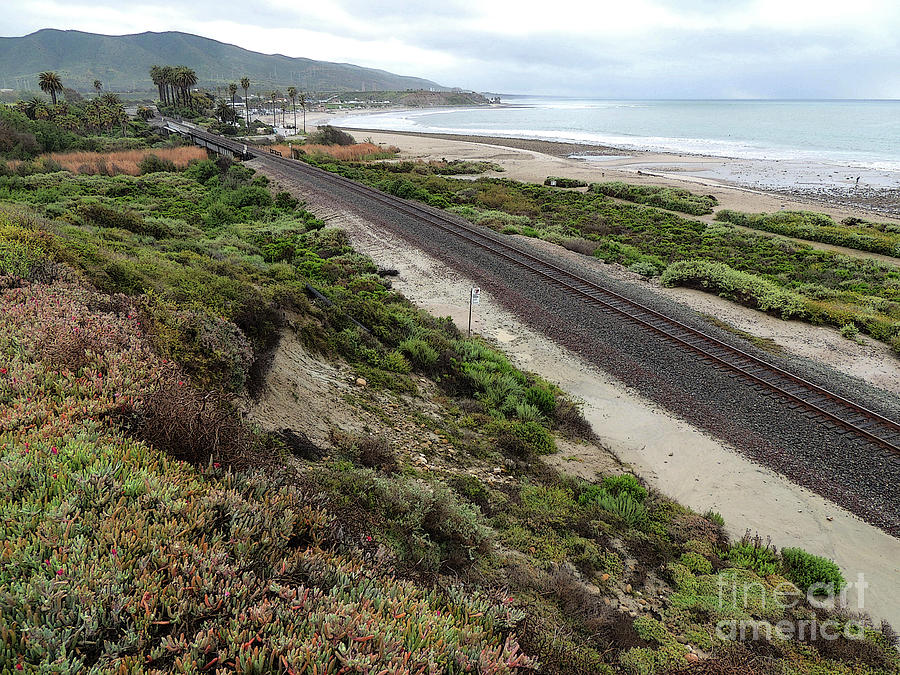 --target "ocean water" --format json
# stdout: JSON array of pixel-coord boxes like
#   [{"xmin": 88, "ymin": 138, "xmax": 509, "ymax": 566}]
[{"xmin": 338, "ymin": 97, "xmax": 900, "ymax": 174}]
